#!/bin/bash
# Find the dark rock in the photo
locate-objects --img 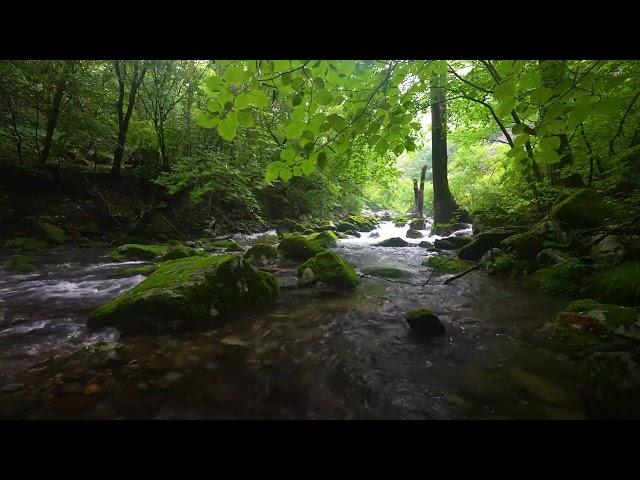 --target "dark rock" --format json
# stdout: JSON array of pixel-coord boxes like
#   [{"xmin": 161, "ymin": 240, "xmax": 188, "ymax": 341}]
[
  {"xmin": 376, "ymin": 237, "xmax": 410, "ymax": 247},
  {"xmin": 551, "ymin": 188, "xmax": 616, "ymax": 229},
  {"xmin": 406, "ymin": 228, "xmax": 423, "ymax": 239},
  {"xmin": 434, "ymin": 236, "xmax": 472, "ymax": 250},
  {"xmin": 458, "ymin": 229, "xmax": 517, "ymax": 261},
  {"xmin": 406, "ymin": 309, "xmax": 446, "ymax": 337}
]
